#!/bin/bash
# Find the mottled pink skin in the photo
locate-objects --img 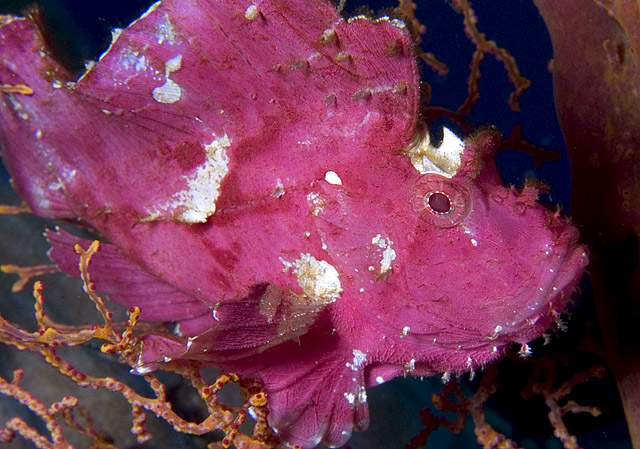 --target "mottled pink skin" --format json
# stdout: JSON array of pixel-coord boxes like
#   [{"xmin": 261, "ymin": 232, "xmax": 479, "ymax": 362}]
[{"xmin": 0, "ymin": 1, "xmax": 587, "ymax": 447}]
